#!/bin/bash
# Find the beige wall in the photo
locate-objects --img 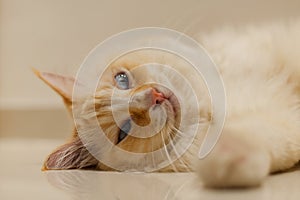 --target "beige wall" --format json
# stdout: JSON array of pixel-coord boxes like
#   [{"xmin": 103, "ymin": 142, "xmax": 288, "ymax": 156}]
[{"xmin": 1, "ymin": 0, "xmax": 300, "ymax": 137}]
